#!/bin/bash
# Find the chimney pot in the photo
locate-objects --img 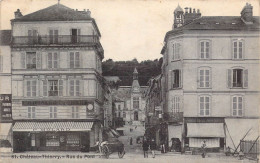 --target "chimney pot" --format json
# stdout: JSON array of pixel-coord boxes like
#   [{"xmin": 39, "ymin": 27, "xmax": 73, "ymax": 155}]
[
  {"xmin": 189, "ymin": 8, "xmax": 192, "ymax": 13},
  {"xmin": 193, "ymin": 8, "xmax": 196, "ymax": 13},
  {"xmin": 14, "ymin": 9, "xmax": 23, "ymax": 19},
  {"xmin": 184, "ymin": 7, "xmax": 188, "ymax": 13},
  {"xmin": 197, "ymin": 9, "xmax": 200, "ymax": 13},
  {"xmin": 86, "ymin": 9, "xmax": 91, "ymax": 17},
  {"xmin": 84, "ymin": 9, "xmax": 86, "ymax": 11},
  {"xmin": 241, "ymin": 3, "xmax": 253, "ymax": 24}
]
